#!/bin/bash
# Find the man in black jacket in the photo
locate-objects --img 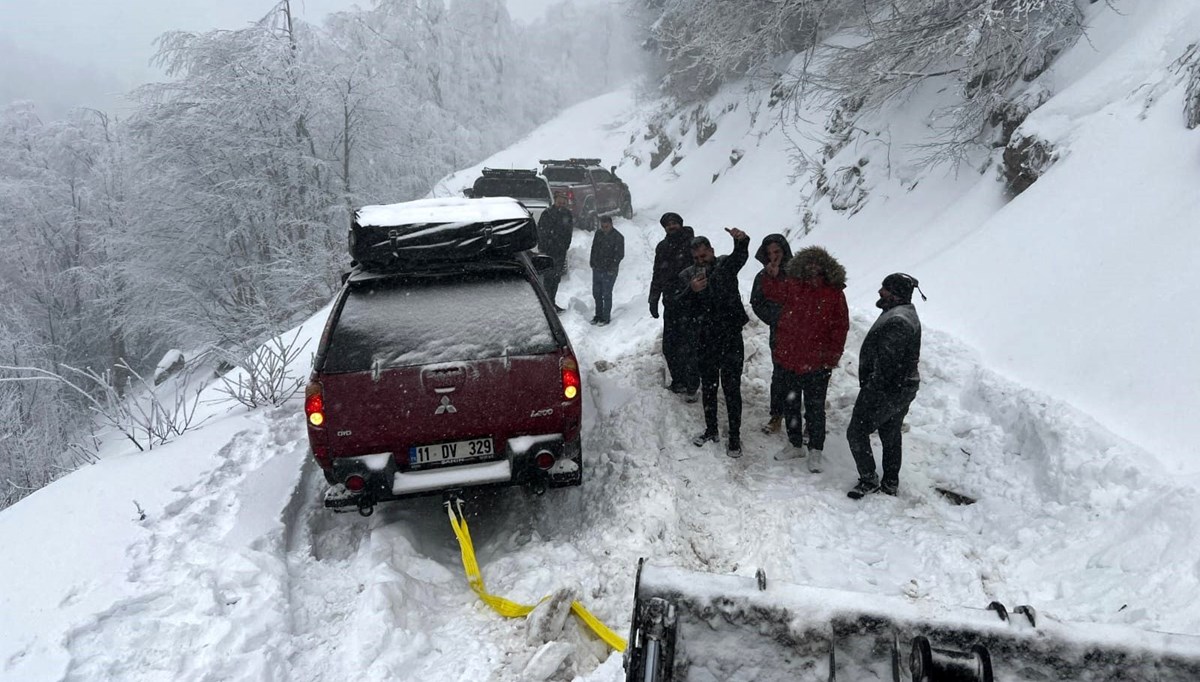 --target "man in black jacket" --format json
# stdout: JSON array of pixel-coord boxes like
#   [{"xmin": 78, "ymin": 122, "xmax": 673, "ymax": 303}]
[
  {"xmin": 649, "ymin": 212, "xmax": 699, "ymax": 399},
  {"xmin": 538, "ymin": 194, "xmax": 574, "ymax": 311},
  {"xmin": 749, "ymin": 234, "xmax": 794, "ymax": 435},
  {"xmin": 847, "ymin": 273, "xmax": 924, "ymax": 499},
  {"xmin": 589, "ymin": 216, "xmax": 624, "ymax": 325},
  {"xmin": 678, "ymin": 228, "xmax": 751, "ymax": 457}
]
